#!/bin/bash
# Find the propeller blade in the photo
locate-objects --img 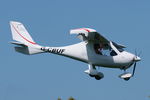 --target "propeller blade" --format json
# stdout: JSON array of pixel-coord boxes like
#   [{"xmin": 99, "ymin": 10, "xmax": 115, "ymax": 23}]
[
  {"xmin": 132, "ymin": 62, "xmax": 137, "ymax": 77},
  {"xmin": 138, "ymin": 51, "xmax": 142, "ymax": 57},
  {"xmin": 135, "ymin": 49, "xmax": 137, "ymax": 56},
  {"xmin": 131, "ymin": 49, "xmax": 141, "ymax": 77}
]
